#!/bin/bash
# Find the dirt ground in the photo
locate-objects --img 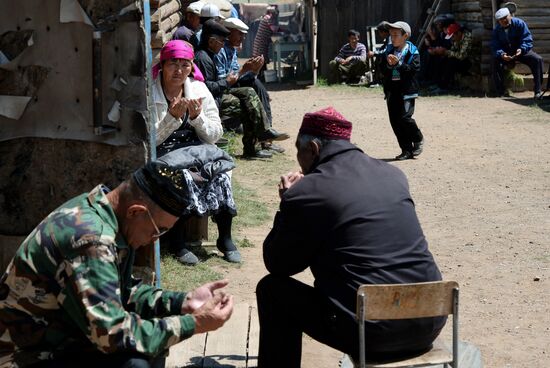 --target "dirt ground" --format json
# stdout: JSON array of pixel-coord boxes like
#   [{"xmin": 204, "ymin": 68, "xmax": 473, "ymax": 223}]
[{"xmin": 218, "ymin": 85, "xmax": 550, "ymax": 368}]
